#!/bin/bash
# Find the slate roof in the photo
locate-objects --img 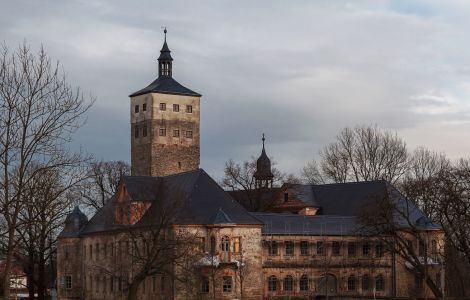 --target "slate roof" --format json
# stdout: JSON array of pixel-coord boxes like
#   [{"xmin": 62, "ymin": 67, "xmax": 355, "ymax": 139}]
[
  {"xmin": 252, "ymin": 213, "xmax": 360, "ymax": 236},
  {"xmin": 253, "ymin": 180, "xmax": 441, "ymax": 234},
  {"xmin": 79, "ymin": 169, "xmax": 262, "ymax": 235},
  {"xmin": 58, "ymin": 206, "xmax": 88, "ymax": 238},
  {"xmin": 129, "ymin": 76, "xmax": 201, "ymax": 98}
]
